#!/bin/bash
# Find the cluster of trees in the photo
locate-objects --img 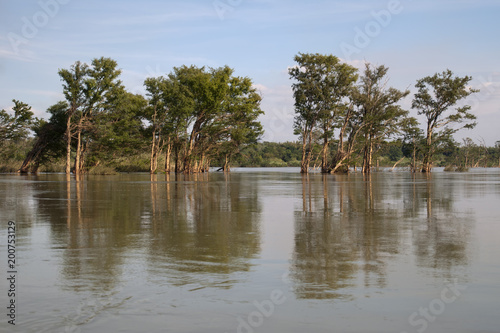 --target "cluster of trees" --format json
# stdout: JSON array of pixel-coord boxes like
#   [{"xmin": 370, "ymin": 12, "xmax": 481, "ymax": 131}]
[
  {"xmin": 444, "ymin": 138, "xmax": 500, "ymax": 170},
  {"xmin": 143, "ymin": 65, "xmax": 263, "ymax": 174},
  {"xmin": 289, "ymin": 53, "xmax": 479, "ymax": 173},
  {"xmin": 5, "ymin": 57, "xmax": 263, "ymax": 174}
]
